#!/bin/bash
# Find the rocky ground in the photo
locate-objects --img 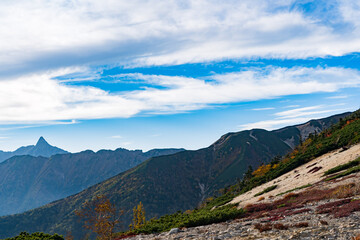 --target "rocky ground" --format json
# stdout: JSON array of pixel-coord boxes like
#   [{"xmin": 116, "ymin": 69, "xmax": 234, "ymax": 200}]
[{"xmin": 127, "ymin": 198, "xmax": 360, "ymax": 239}]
